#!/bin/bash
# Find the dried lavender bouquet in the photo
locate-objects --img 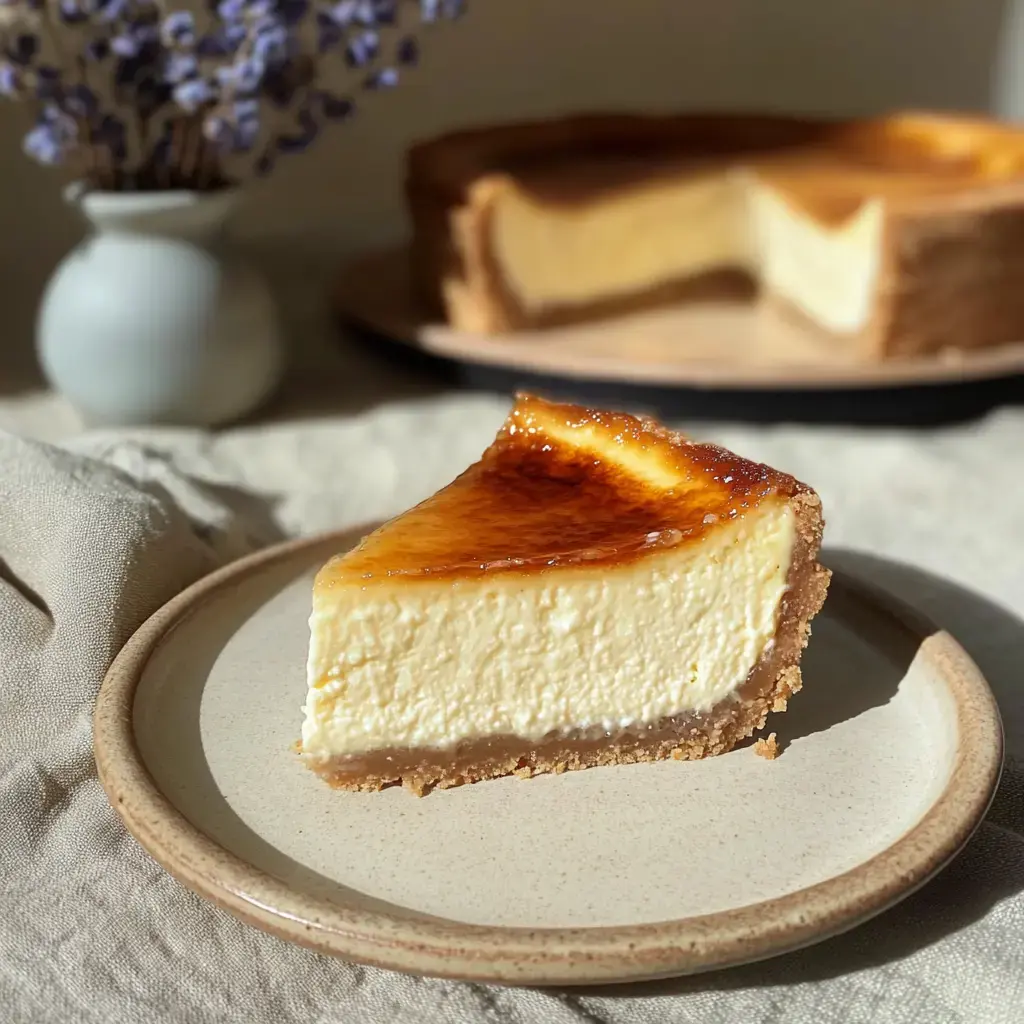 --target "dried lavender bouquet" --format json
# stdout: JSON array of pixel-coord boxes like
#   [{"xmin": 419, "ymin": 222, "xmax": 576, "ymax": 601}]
[{"xmin": 0, "ymin": 0, "xmax": 463, "ymax": 191}]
